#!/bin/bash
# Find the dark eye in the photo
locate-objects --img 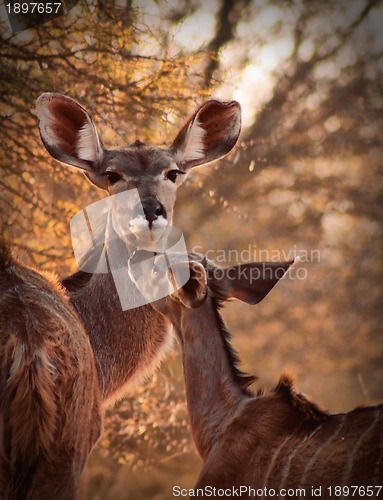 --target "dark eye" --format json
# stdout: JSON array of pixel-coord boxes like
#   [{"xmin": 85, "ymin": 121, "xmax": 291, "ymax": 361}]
[
  {"xmin": 105, "ymin": 171, "xmax": 122, "ymax": 184},
  {"xmin": 166, "ymin": 169, "xmax": 186, "ymax": 183}
]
